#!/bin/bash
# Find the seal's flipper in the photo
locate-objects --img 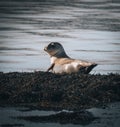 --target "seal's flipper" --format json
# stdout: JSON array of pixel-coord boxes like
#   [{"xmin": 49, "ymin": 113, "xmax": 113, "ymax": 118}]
[
  {"xmin": 47, "ymin": 63, "xmax": 55, "ymax": 72},
  {"xmin": 85, "ymin": 64, "xmax": 97, "ymax": 74}
]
